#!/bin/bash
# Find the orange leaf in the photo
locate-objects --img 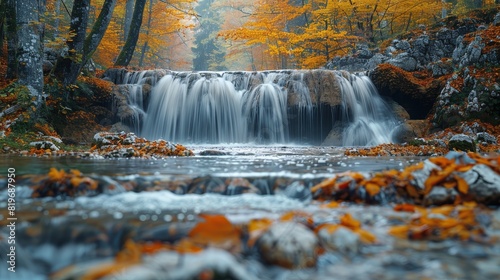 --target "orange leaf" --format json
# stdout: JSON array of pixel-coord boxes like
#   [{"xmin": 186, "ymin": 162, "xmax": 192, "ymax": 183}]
[
  {"xmin": 70, "ymin": 169, "xmax": 82, "ymax": 176},
  {"xmin": 429, "ymin": 157, "xmax": 454, "ymax": 168},
  {"xmin": 454, "ymin": 174, "xmax": 469, "ymax": 194},
  {"xmin": 405, "ymin": 185, "xmax": 420, "ymax": 198},
  {"xmin": 424, "ymin": 163, "xmax": 456, "ymax": 194},
  {"xmin": 315, "ymin": 223, "xmax": 340, "ymax": 234},
  {"xmin": 280, "ymin": 210, "xmax": 314, "ymax": 227},
  {"xmin": 354, "ymin": 228, "xmax": 377, "ymax": 243},
  {"xmin": 393, "ymin": 204, "xmax": 415, "ymax": 212},
  {"xmin": 311, "ymin": 177, "xmax": 336, "ymax": 194},
  {"xmin": 48, "ymin": 168, "xmax": 66, "ymax": 180},
  {"xmin": 364, "ymin": 182, "xmax": 380, "ymax": 196},
  {"xmin": 443, "ymin": 180, "xmax": 457, "ymax": 189},
  {"xmin": 188, "ymin": 214, "xmax": 241, "ymax": 251},
  {"xmin": 247, "ymin": 218, "xmax": 273, "ymax": 247},
  {"xmin": 388, "ymin": 225, "xmax": 410, "ymax": 239},
  {"xmin": 174, "ymin": 239, "xmax": 204, "ymax": 254},
  {"xmin": 339, "ymin": 213, "xmax": 361, "ymax": 230},
  {"xmin": 320, "ymin": 201, "xmax": 341, "ymax": 208}
]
